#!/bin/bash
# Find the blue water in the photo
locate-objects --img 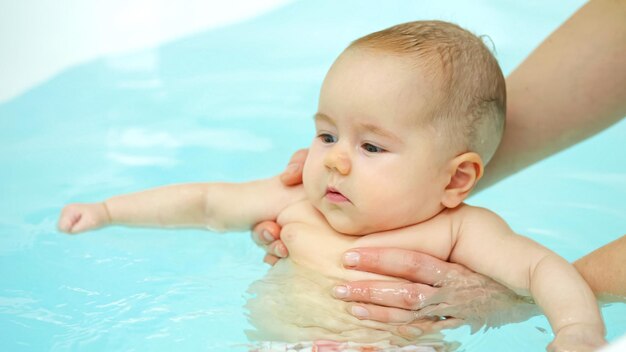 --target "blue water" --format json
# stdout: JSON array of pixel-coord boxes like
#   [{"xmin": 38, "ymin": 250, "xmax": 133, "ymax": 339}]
[{"xmin": 1, "ymin": 0, "xmax": 624, "ymax": 350}]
